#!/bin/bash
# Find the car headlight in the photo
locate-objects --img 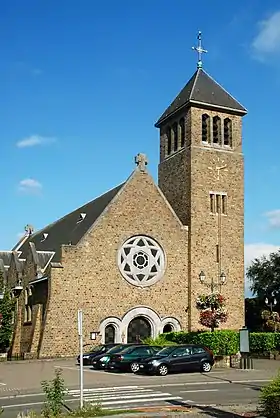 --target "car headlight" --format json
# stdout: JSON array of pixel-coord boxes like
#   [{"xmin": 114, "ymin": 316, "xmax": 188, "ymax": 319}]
[
  {"xmin": 100, "ymin": 356, "xmax": 109, "ymax": 362},
  {"xmin": 83, "ymin": 355, "xmax": 90, "ymax": 359}
]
